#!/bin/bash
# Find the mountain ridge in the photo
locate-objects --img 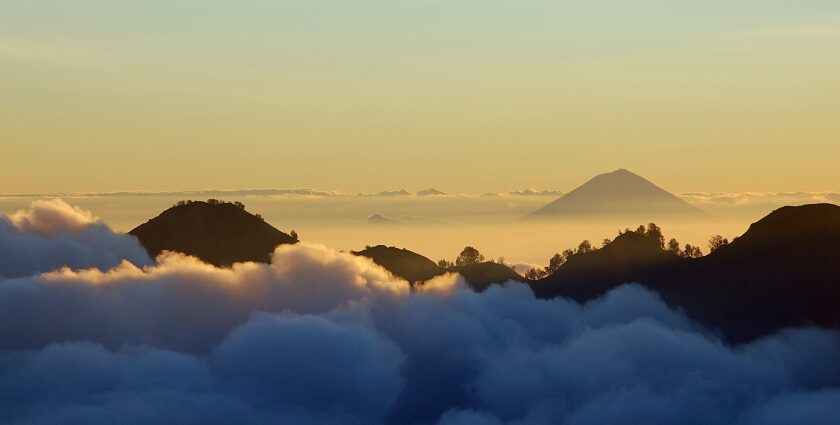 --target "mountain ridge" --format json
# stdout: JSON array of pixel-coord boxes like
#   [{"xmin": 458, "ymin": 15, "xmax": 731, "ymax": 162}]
[
  {"xmin": 127, "ymin": 199, "xmax": 840, "ymax": 343},
  {"xmin": 533, "ymin": 203, "xmax": 840, "ymax": 343},
  {"xmin": 353, "ymin": 245, "xmax": 526, "ymax": 290}
]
